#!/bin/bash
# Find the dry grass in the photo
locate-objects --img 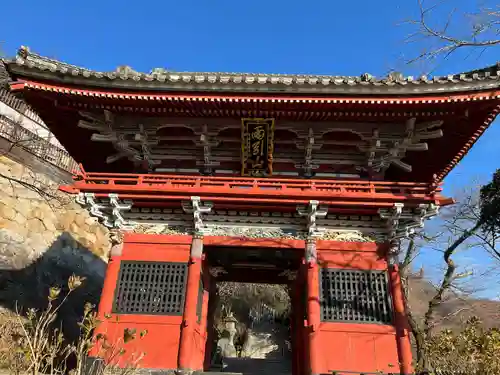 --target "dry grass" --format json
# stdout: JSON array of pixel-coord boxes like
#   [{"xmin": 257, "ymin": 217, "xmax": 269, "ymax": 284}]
[
  {"xmin": 0, "ymin": 276, "xmax": 147, "ymax": 375},
  {"xmin": 0, "ymin": 308, "xmax": 28, "ymax": 373}
]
